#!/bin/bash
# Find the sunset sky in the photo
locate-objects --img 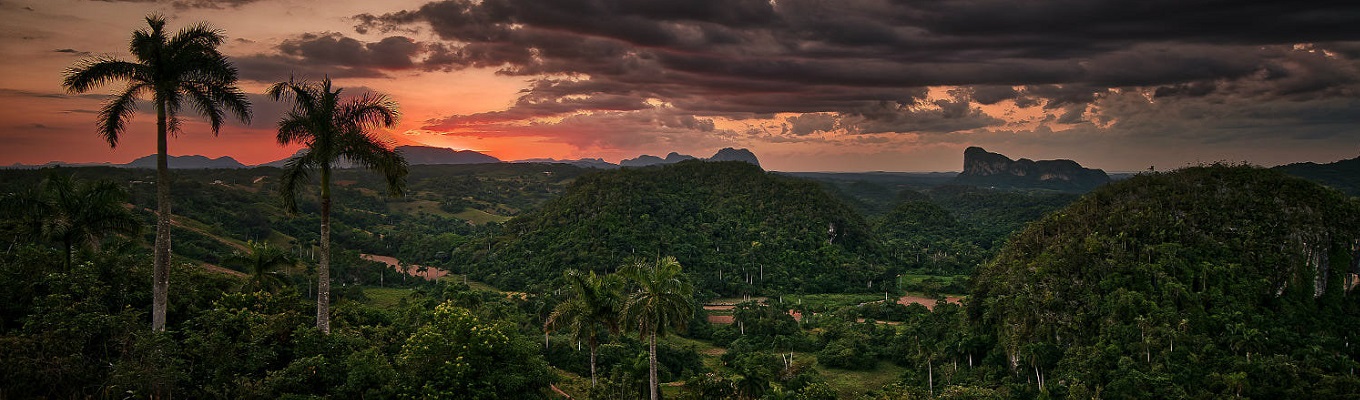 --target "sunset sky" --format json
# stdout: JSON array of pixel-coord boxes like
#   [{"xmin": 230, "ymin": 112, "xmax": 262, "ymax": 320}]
[{"xmin": 1, "ymin": 0, "xmax": 1358, "ymax": 171}]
